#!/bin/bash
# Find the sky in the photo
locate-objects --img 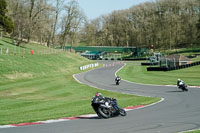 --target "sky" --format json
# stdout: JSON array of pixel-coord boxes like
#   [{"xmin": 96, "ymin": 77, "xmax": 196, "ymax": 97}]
[{"xmin": 76, "ymin": 0, "xmax": 153, "ymax": 20}]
